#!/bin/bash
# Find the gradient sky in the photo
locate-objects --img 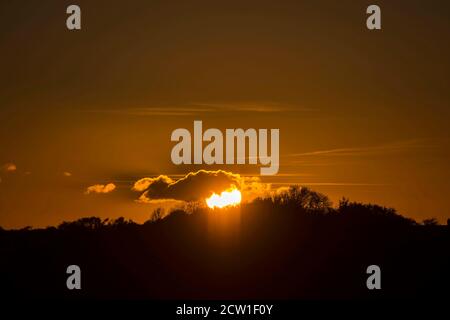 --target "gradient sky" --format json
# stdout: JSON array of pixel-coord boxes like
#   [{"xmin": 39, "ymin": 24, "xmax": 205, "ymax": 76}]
[{"xmin": 1, "ymin": 0, "xmax": 449, "ymax": 228}]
